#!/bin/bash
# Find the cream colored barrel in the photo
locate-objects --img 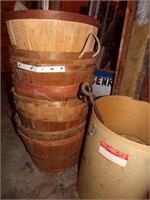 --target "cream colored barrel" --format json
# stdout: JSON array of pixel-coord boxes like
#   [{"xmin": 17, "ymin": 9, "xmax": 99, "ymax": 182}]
[{"xmin": 78, "ymin": 96, "xmax": 150, "ymax": 199}]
